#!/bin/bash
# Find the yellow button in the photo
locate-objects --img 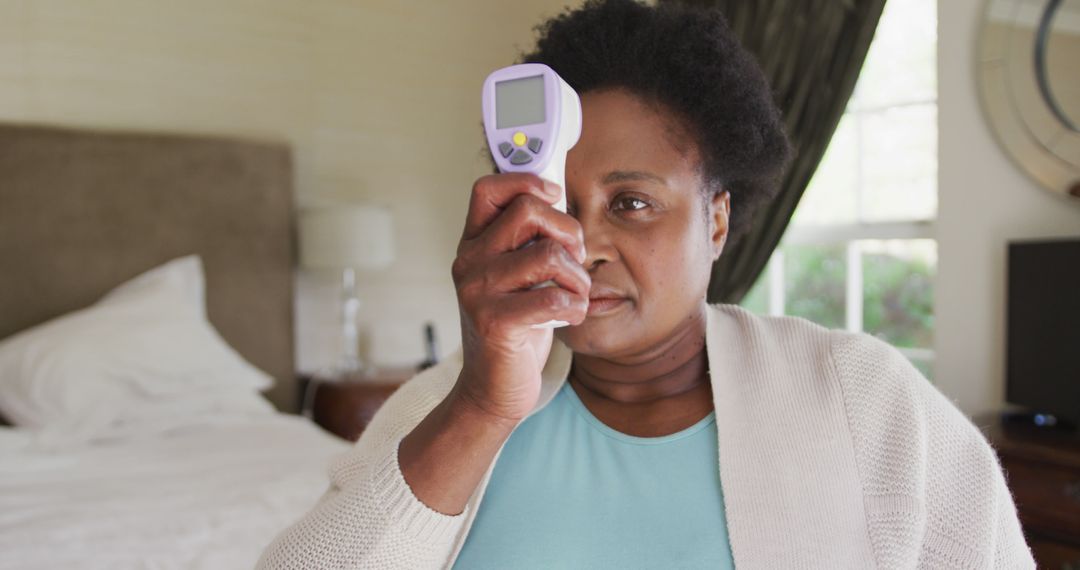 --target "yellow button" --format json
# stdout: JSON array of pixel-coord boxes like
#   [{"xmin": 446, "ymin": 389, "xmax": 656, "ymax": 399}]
[{"xmin": 512, "ymin": 132, "xmax": 527, "ymax": 147}]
